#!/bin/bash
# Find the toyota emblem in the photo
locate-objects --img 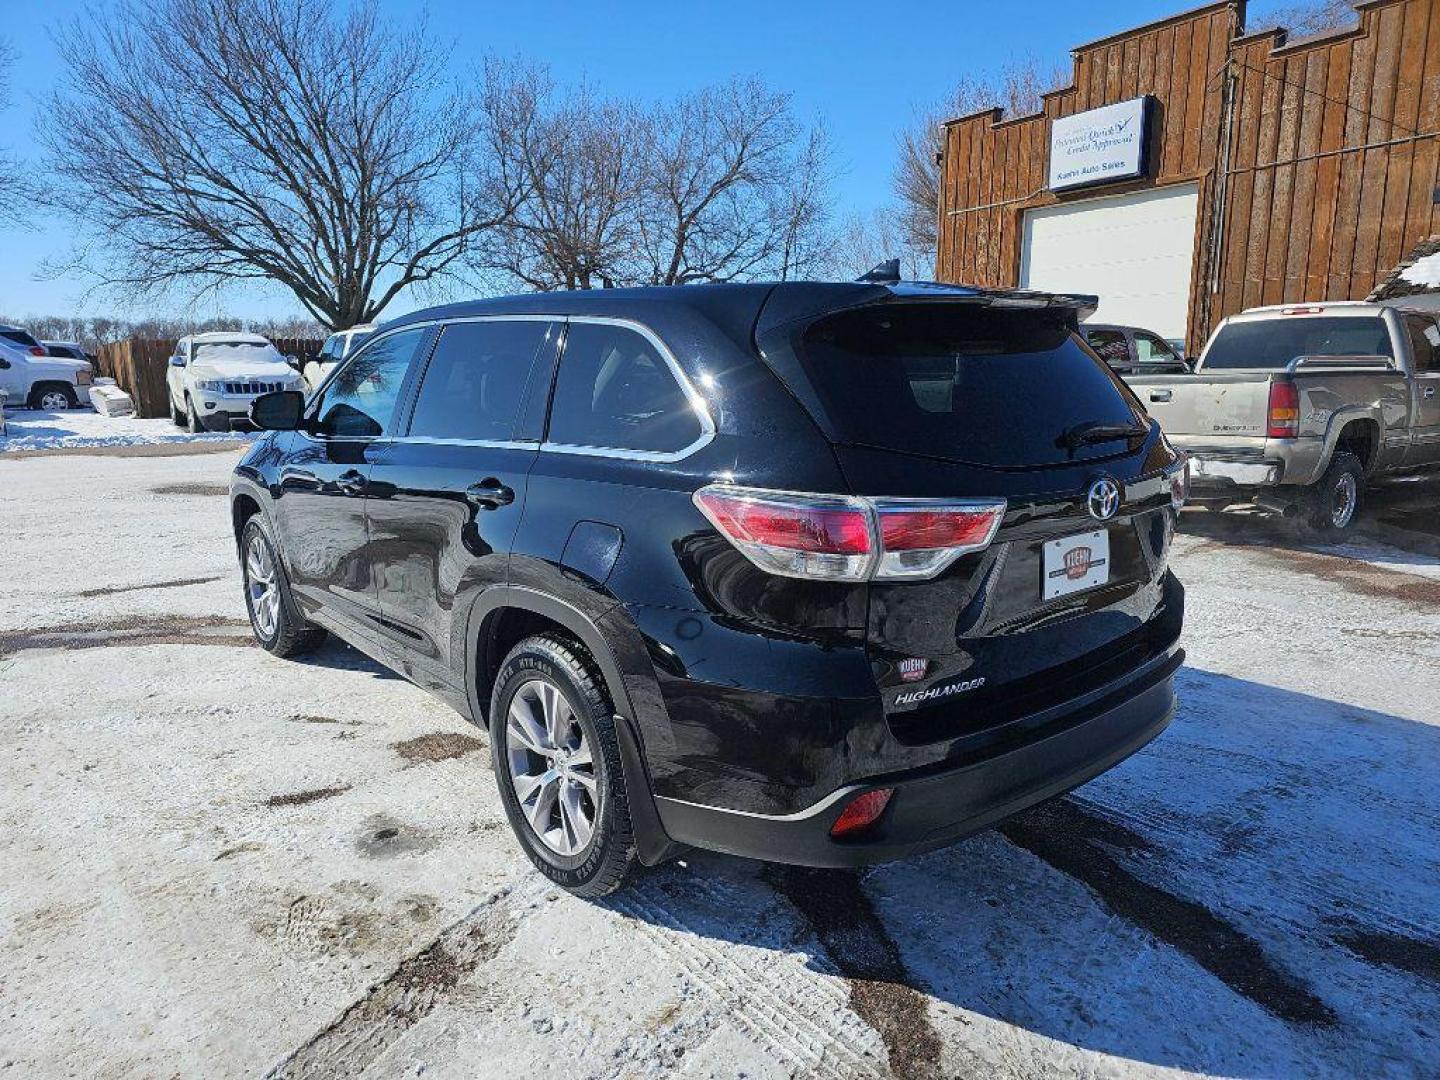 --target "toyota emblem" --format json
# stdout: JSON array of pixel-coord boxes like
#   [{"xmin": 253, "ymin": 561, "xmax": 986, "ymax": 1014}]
[{"xmin": 1086, "ymin": 477, "xmax": 1121, "ymax": 521}]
